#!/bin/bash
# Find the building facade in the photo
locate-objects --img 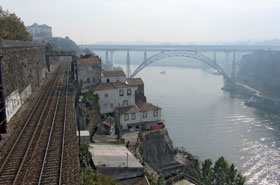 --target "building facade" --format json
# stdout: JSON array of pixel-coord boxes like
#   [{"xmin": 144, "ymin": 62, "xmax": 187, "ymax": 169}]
[
  {"xmin": 90, "ymin": 82, "xmax": 137, "ymax": 114},
  {"xmin": 27, "ymin": 23, "xmax": 52, "ymax": 37},
  {"xmin": 77, "ymin": 56, "xmax": 101, "ymax": 88},
  {"xmin": 126, "ymin": 78, "xmax": 146, "ymax": 103},
  {"xmin": 115, "ymin": 102, "xmax": 162, "ymax": 131}
]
